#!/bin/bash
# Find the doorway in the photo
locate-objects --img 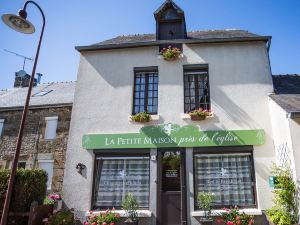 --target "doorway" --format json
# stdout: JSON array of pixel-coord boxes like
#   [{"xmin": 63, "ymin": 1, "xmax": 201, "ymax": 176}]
[{"xmin": 157, "ymin": 149, "xmax": 187, "ymax": 225}]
